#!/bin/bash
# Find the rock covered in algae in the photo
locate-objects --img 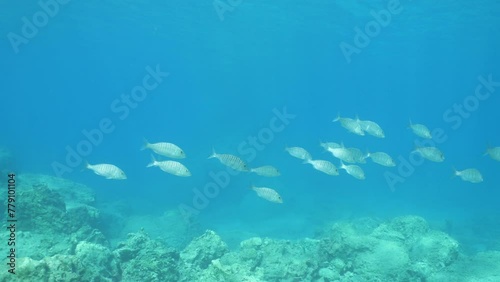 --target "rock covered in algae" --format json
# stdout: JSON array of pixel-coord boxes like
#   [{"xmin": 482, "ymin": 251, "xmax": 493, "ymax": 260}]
[
  {"xmin": 179, "ymin": 233, "xmax": 320, "ymax": 282},
  {"xmin": 1, "ymin": 242, "xmax": 119, "ymax": 282},
  {"xmin": 353, "ymin": 239, "xmax": 410, "ymax": 280},
  {"xmin": 180, "ymin": 230, "xmax": 229, "ymax": 269},
  {"xmin": 0, "ymin": 177, "xmax": 490, "ymax": 282},
  {"xmin": 17, "ymin": 183, "xmax": 67, "ymax": 233},
  {"xmin": 316, "ymin": 215, "xmax": 459, "ymax": 281},
  {"xmin": 410, "ymin": 230, "xmax": 459, "ymax": 268},
  {"xmin": 114, "ymin": 230, "xmax": 180, "ymax": 282},
  {"xmin": 17, "ymin": 174, "xmax": 95, "ymax": 207},
  {"xmin": 7, "ymin": 174, "xmax": 108, "ymax": 260},
  {"xmin": 74, "ymin": 241, "xmax": 120, "ymax": 280},
  {"xmin": 428, "ymin": 251, "xmax": 500, "ymax": 281},
  {"xmin": 237, "ymin": 237, "xmax": 320, "ymax": 281}
]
